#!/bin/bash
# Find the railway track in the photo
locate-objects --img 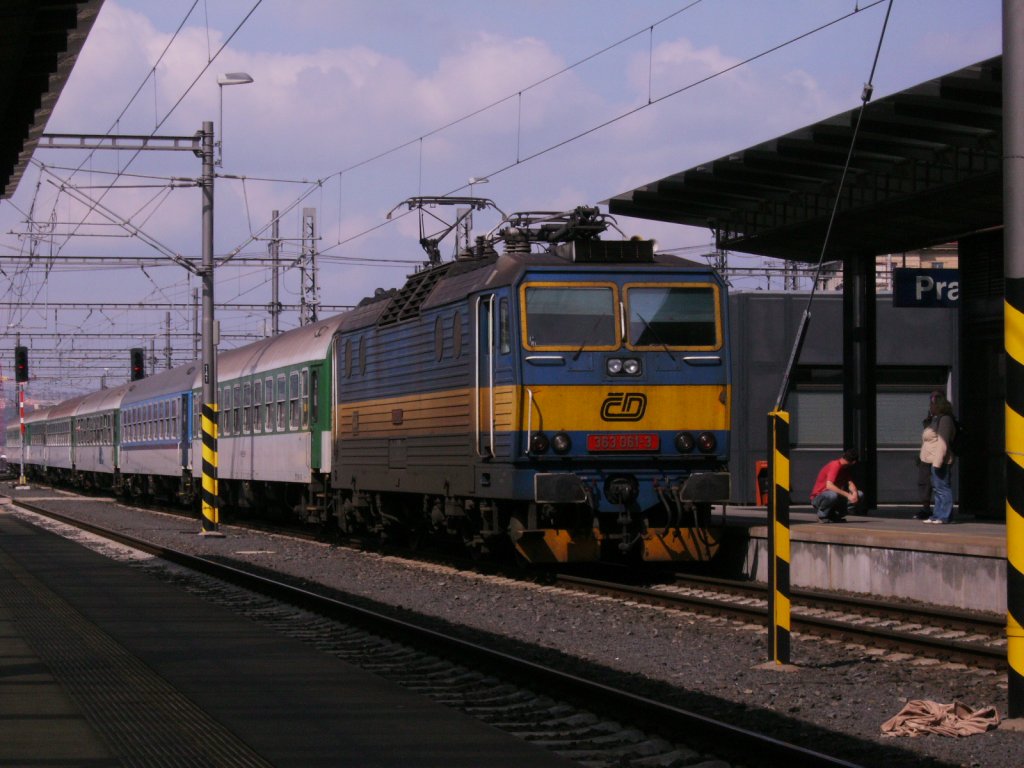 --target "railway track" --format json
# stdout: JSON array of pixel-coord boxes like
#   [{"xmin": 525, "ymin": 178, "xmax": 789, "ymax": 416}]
[
  {"xmin": 556, "ymin": 572, "xmax": 1007, "ymax": 669},
  {"xmin": 7, "ymin": 495, "xmax": 862, "ymax": 768}
]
